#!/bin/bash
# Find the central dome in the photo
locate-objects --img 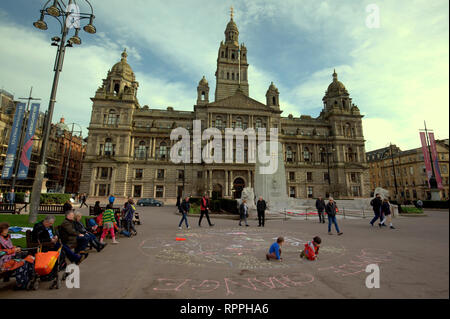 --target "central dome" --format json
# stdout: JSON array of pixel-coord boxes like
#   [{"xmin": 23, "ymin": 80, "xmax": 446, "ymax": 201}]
[
  {"xmin": 111, "ymin": 49, "xmax": 135, "ymax": 80},
  {"xmin": 325, "ymin": 70, "xmax": 348, "ymax": 97}
]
